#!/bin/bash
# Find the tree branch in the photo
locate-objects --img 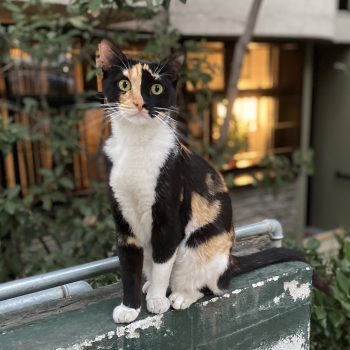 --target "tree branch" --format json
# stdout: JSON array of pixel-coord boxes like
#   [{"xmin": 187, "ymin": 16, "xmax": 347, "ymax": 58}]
[{"xmin": 217, "ymin": 0, "xmax": 263, "ymax": 149}]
